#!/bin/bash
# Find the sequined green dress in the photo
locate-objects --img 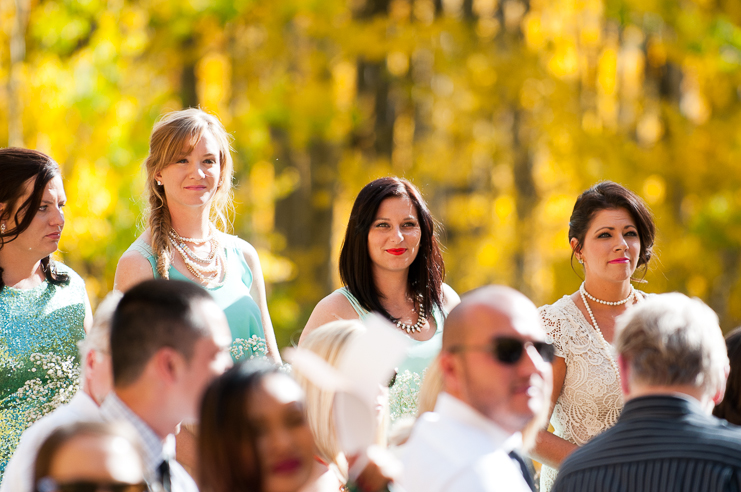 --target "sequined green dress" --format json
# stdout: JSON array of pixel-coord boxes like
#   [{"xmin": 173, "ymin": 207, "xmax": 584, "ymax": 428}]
[{"xmin": 0, "ymin": 263, "xmax": 87, "ymax": 476}]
